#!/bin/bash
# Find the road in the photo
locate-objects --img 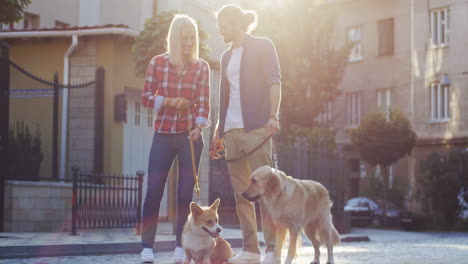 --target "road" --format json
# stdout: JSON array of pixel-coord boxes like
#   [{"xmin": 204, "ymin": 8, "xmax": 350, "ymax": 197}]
[{"xmin": 1, "ymin": 228, "xmax": 467, "ymax": 264}]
